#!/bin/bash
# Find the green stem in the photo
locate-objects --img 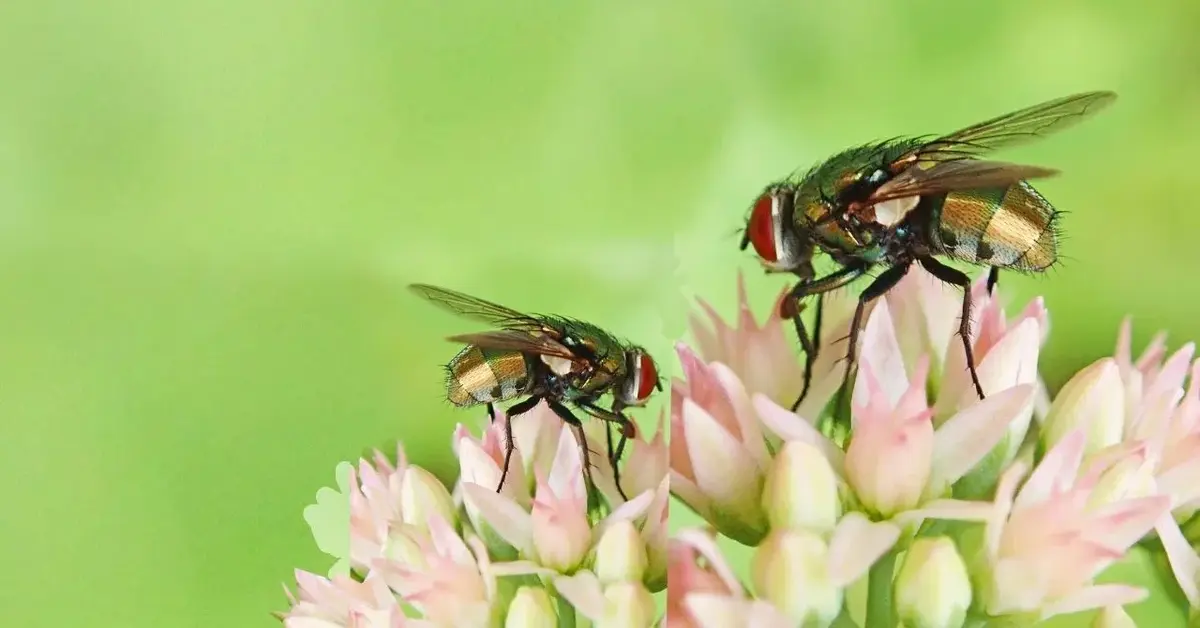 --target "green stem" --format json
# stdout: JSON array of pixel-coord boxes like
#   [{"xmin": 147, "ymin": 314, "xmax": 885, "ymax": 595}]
[
  {"xmin": 556, "ymin": 594, "xmax": 577, "ymax": 628},
  {"xmin": 865, "ymin": 548, "xmax": 897, "ymax": 628}
]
